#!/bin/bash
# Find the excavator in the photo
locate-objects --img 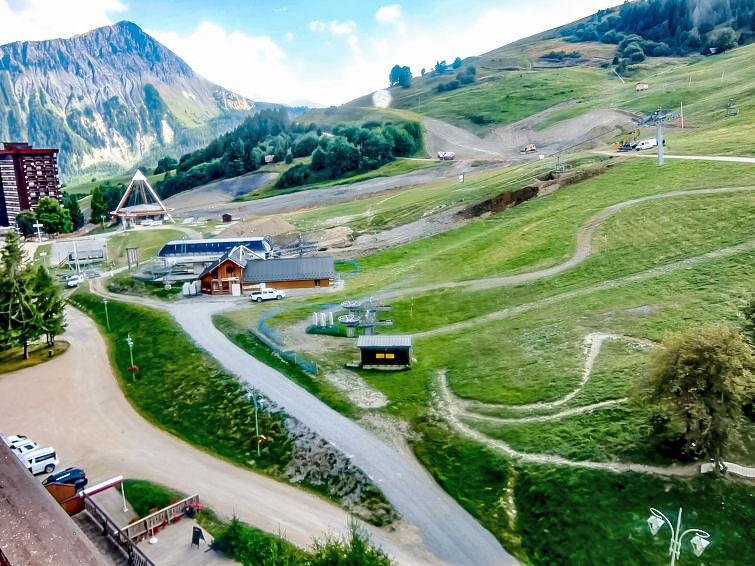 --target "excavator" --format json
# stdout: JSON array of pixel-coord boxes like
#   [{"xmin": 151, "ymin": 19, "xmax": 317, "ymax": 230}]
[
  {"xmin": 614, "ymin": 128, "xmax": 640, "ymax": 151},
  {"xmin": 520, "ymin": 144, "xmax": 537, "ymax": 154}
]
